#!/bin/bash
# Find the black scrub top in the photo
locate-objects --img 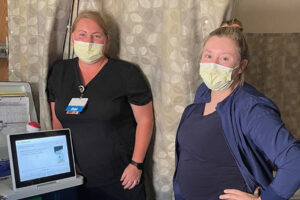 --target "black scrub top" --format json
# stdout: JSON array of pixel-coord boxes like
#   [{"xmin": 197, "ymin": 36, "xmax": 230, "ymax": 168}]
[{"xmin": 47, "ymin": 58, "xmax": 152, "ymax": 186}]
